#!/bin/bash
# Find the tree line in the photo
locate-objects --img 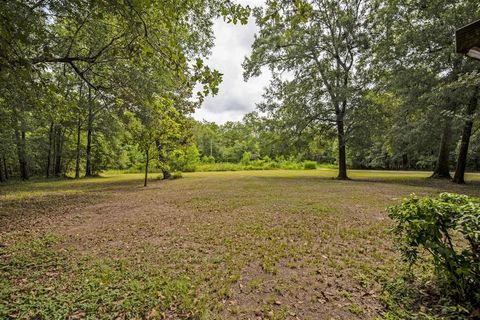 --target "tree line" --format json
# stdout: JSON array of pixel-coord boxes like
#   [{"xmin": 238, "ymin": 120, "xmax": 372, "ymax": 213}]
[
  {"xmin": 241, "ymin": 0, "xmax": 479, "ymax": 183},
  {"xmin": 0, "ymin": 0, "xmax": 479, "ymax": 185},
  {"xmin": 0, "ymin": 0, "xmax": 248, "ymax": 185}
]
